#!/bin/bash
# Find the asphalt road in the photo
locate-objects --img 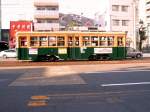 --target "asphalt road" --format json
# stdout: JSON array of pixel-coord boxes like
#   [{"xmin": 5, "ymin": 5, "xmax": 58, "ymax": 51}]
[{"xmin": 0, "ymin": 64, "xmax": 150, "ymax": 112}]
